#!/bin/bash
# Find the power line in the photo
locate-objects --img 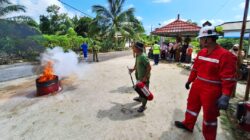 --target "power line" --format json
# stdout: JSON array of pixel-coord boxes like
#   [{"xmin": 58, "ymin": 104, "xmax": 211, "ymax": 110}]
[{"xmin": 58, "ymin": 0, "xmax": 93, "ymax": 18}]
